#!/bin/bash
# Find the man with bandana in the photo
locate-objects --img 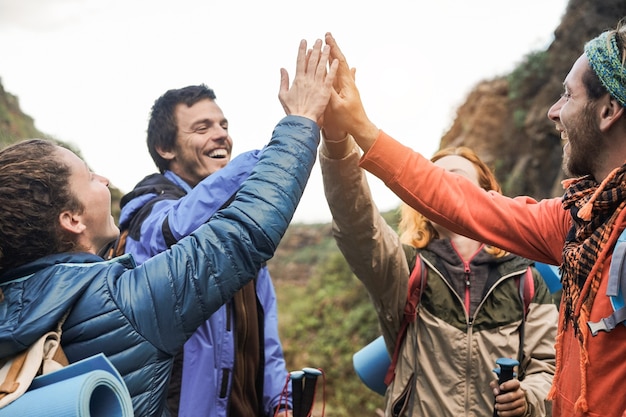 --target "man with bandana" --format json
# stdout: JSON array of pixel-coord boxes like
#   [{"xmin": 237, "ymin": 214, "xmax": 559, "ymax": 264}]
[{"xmin": 320, "ymin": 20, "xmax": 626, "ymax": 417}]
